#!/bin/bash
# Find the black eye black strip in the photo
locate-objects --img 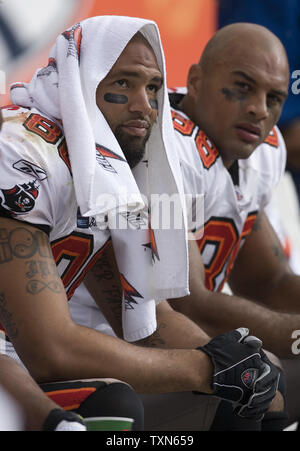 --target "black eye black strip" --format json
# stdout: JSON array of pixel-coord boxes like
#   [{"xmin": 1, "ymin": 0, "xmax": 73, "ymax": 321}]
[
  {"xmin": 104, "ymin": 93, "xmax": 128, "ymax": 104},
  {"xmin": 149, "ymin": 99, "xmax": 158, "ymax": 110}
]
